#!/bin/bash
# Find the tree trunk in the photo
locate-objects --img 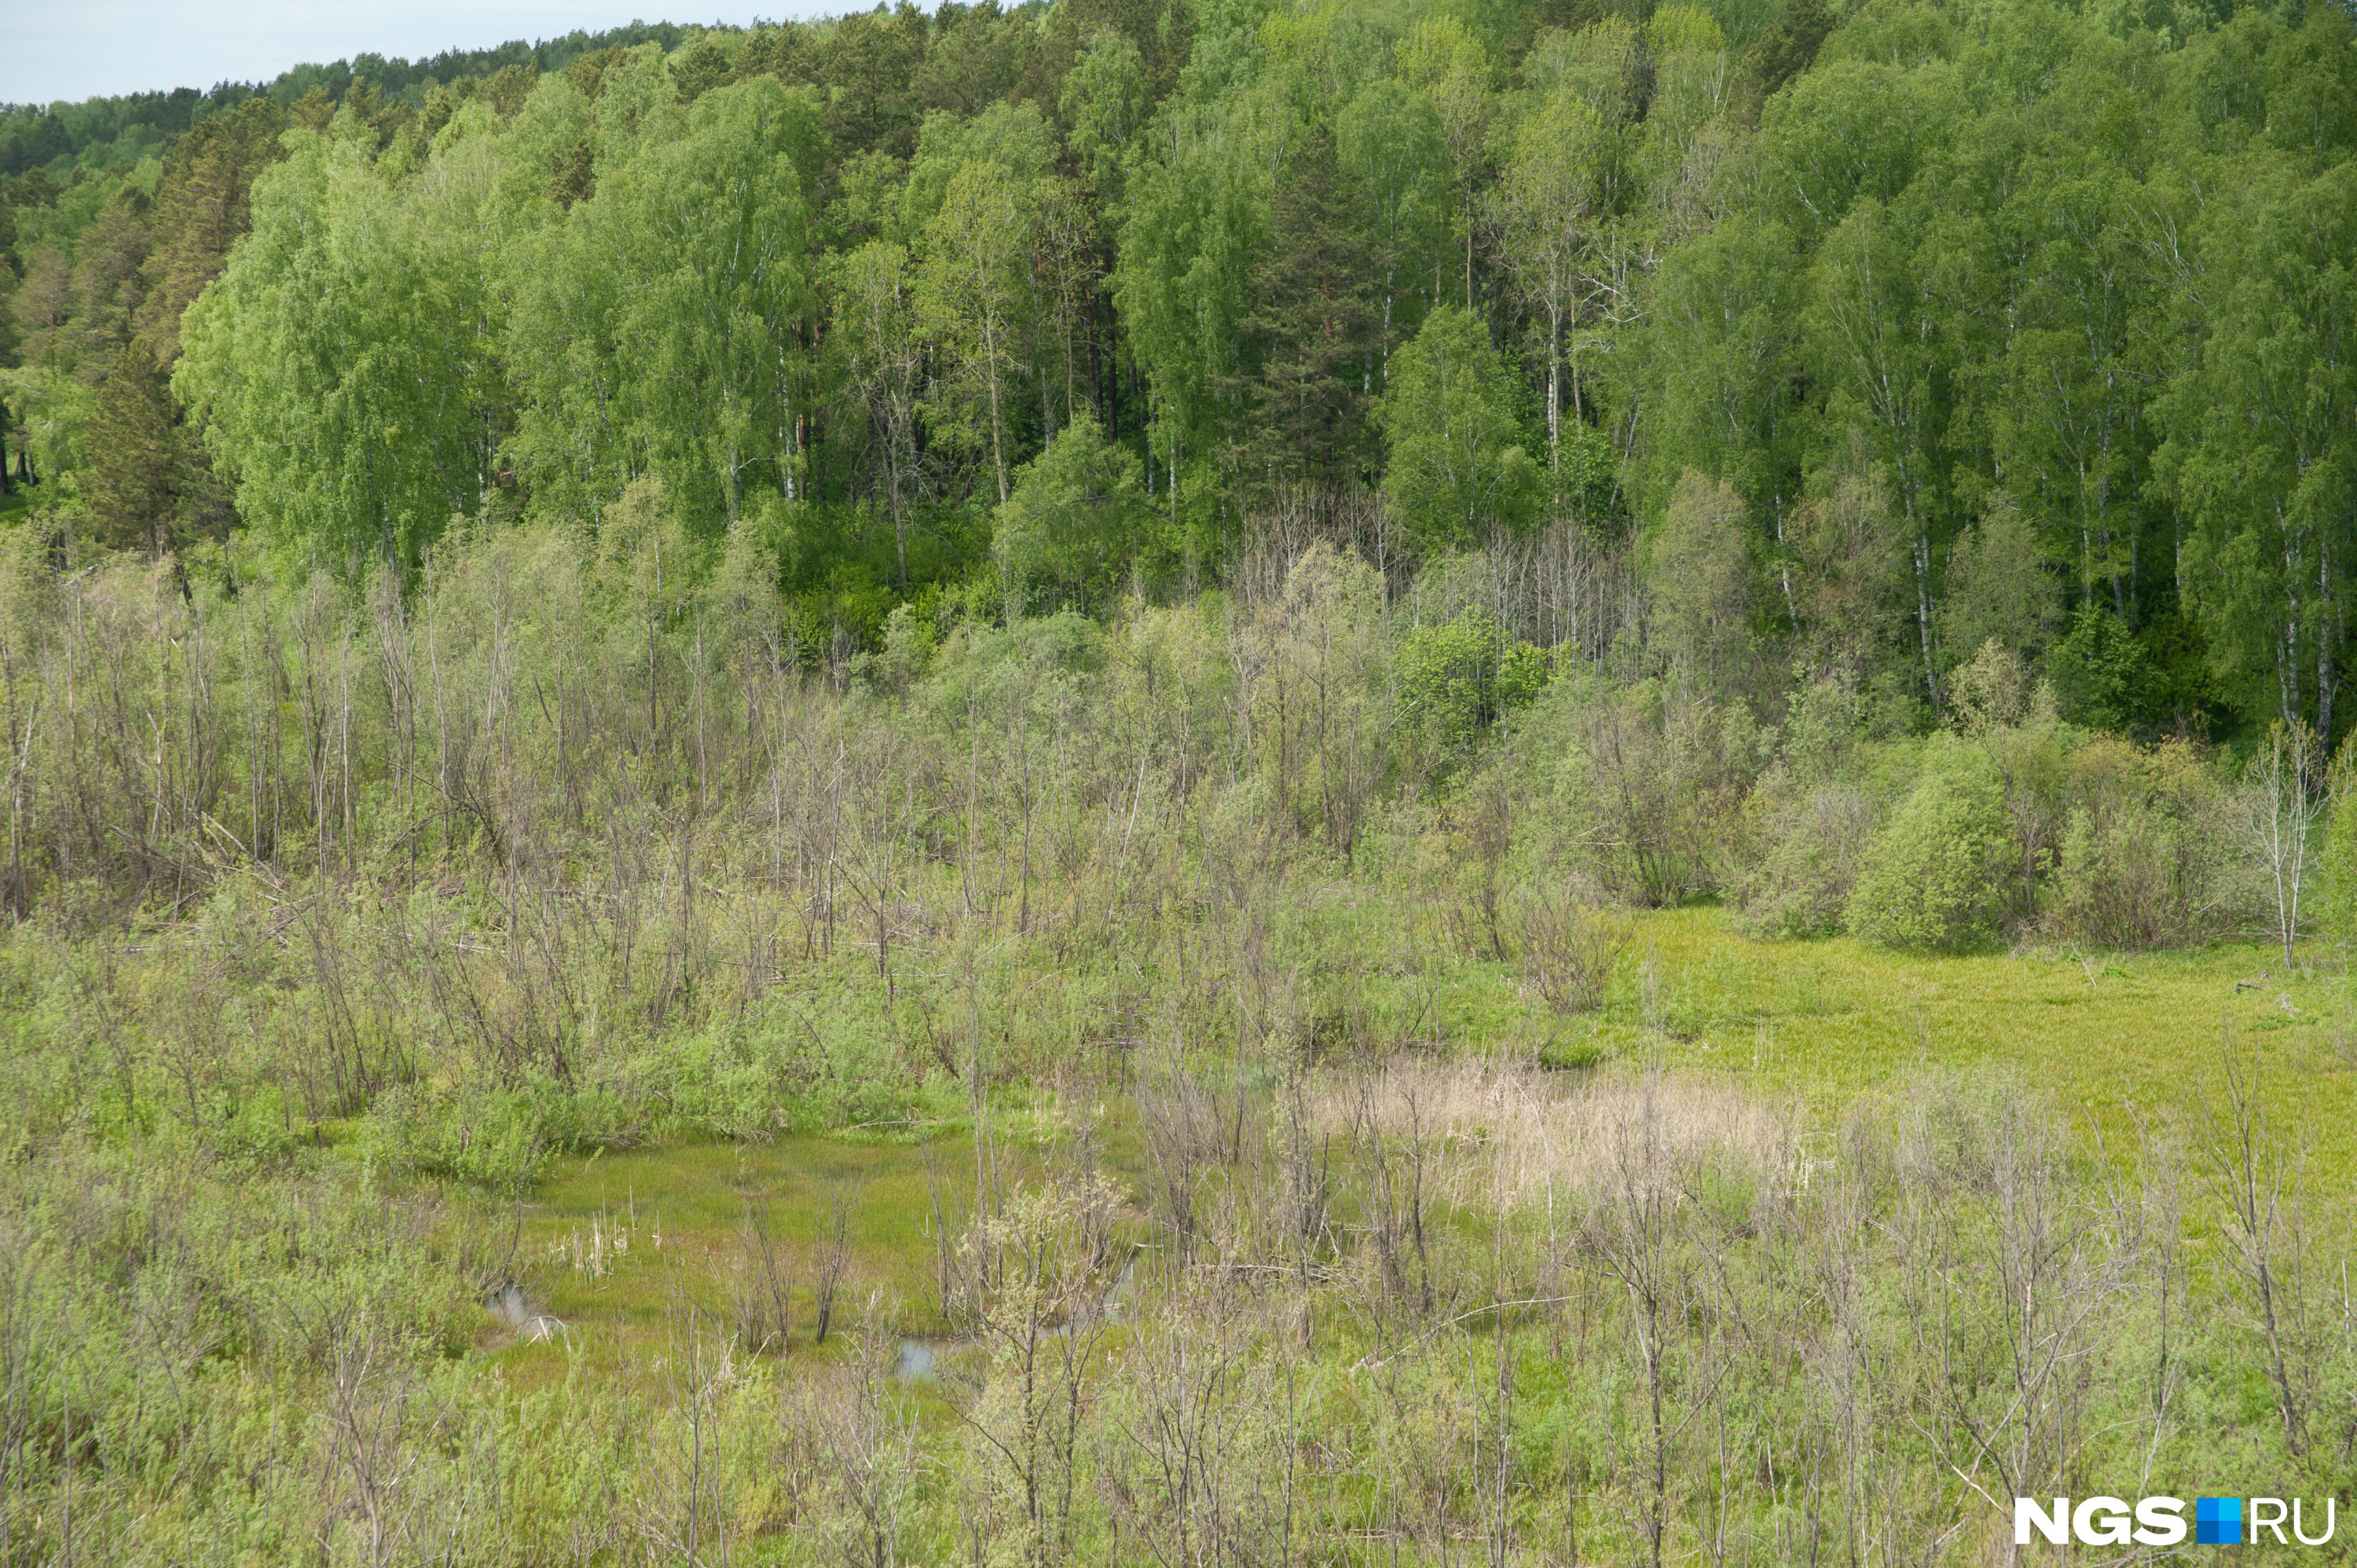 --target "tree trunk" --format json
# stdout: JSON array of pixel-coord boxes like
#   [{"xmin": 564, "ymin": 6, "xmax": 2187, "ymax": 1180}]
[
  {"xmin": 988, "ymin": 348, "xmax": 1010, "ymax": 506},
  {"xmin": 1546, "ymin": 303, "xmax": 1562, "ymax": 474}
]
